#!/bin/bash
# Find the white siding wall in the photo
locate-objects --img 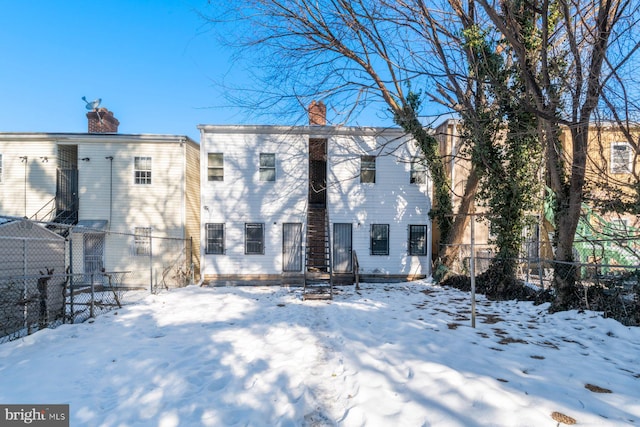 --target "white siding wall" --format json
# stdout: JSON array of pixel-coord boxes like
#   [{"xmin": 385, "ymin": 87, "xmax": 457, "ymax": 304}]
[
  {"xmin": 327, "ymin": 131, "xmax": 431, "ymax": 277},
  {"xmin": 200, "ymin": 126, "xmax": 432, "ymax": 279},
  {"xmin": 0, "ymin": 135, "xmax": 191, "ymax": 288},
  {"xmin": 200, "ymin": 129, "xmax": 308, "ymax": 276},
  {"xmin": 0, "ymin": 140, "xmax": 58, "ymax": 218},
  {"xmin": 77, "ymin": 141, "xmax": 187, "ymax": 285}
]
